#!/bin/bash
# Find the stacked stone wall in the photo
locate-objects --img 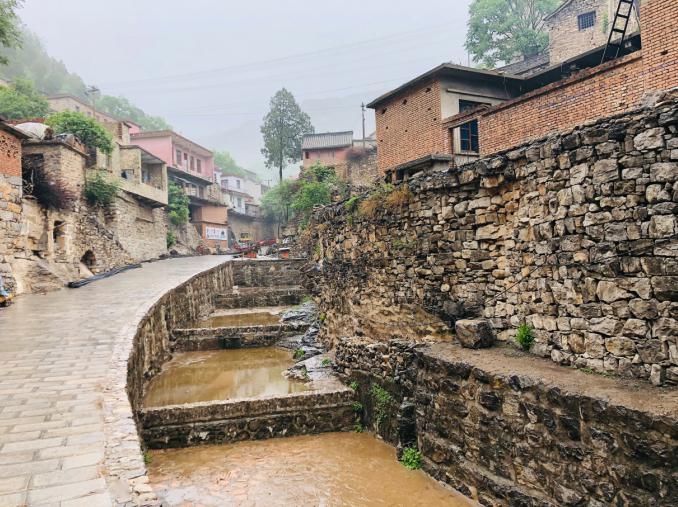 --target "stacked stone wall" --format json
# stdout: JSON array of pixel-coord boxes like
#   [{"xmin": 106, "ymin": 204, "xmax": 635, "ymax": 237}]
[
  {"xmin": 0, "ymin": 173, "xmax": 22, "ymax": 292},
  {"xmin": 306, "ymin": 97, "xmax": 678, "ymax": 385}
]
